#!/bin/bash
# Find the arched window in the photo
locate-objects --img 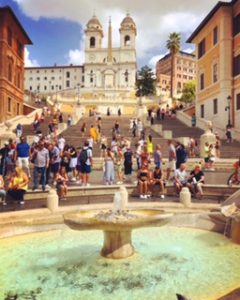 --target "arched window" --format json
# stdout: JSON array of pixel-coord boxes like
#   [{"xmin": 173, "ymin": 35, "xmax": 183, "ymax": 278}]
[
  {"xmin": 90, "ymin": 37, "xmax": 96, "ymax": 48},
  {"xmin": 124, "ymin": 35, "xmax": 131, "ymax": 46}
]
